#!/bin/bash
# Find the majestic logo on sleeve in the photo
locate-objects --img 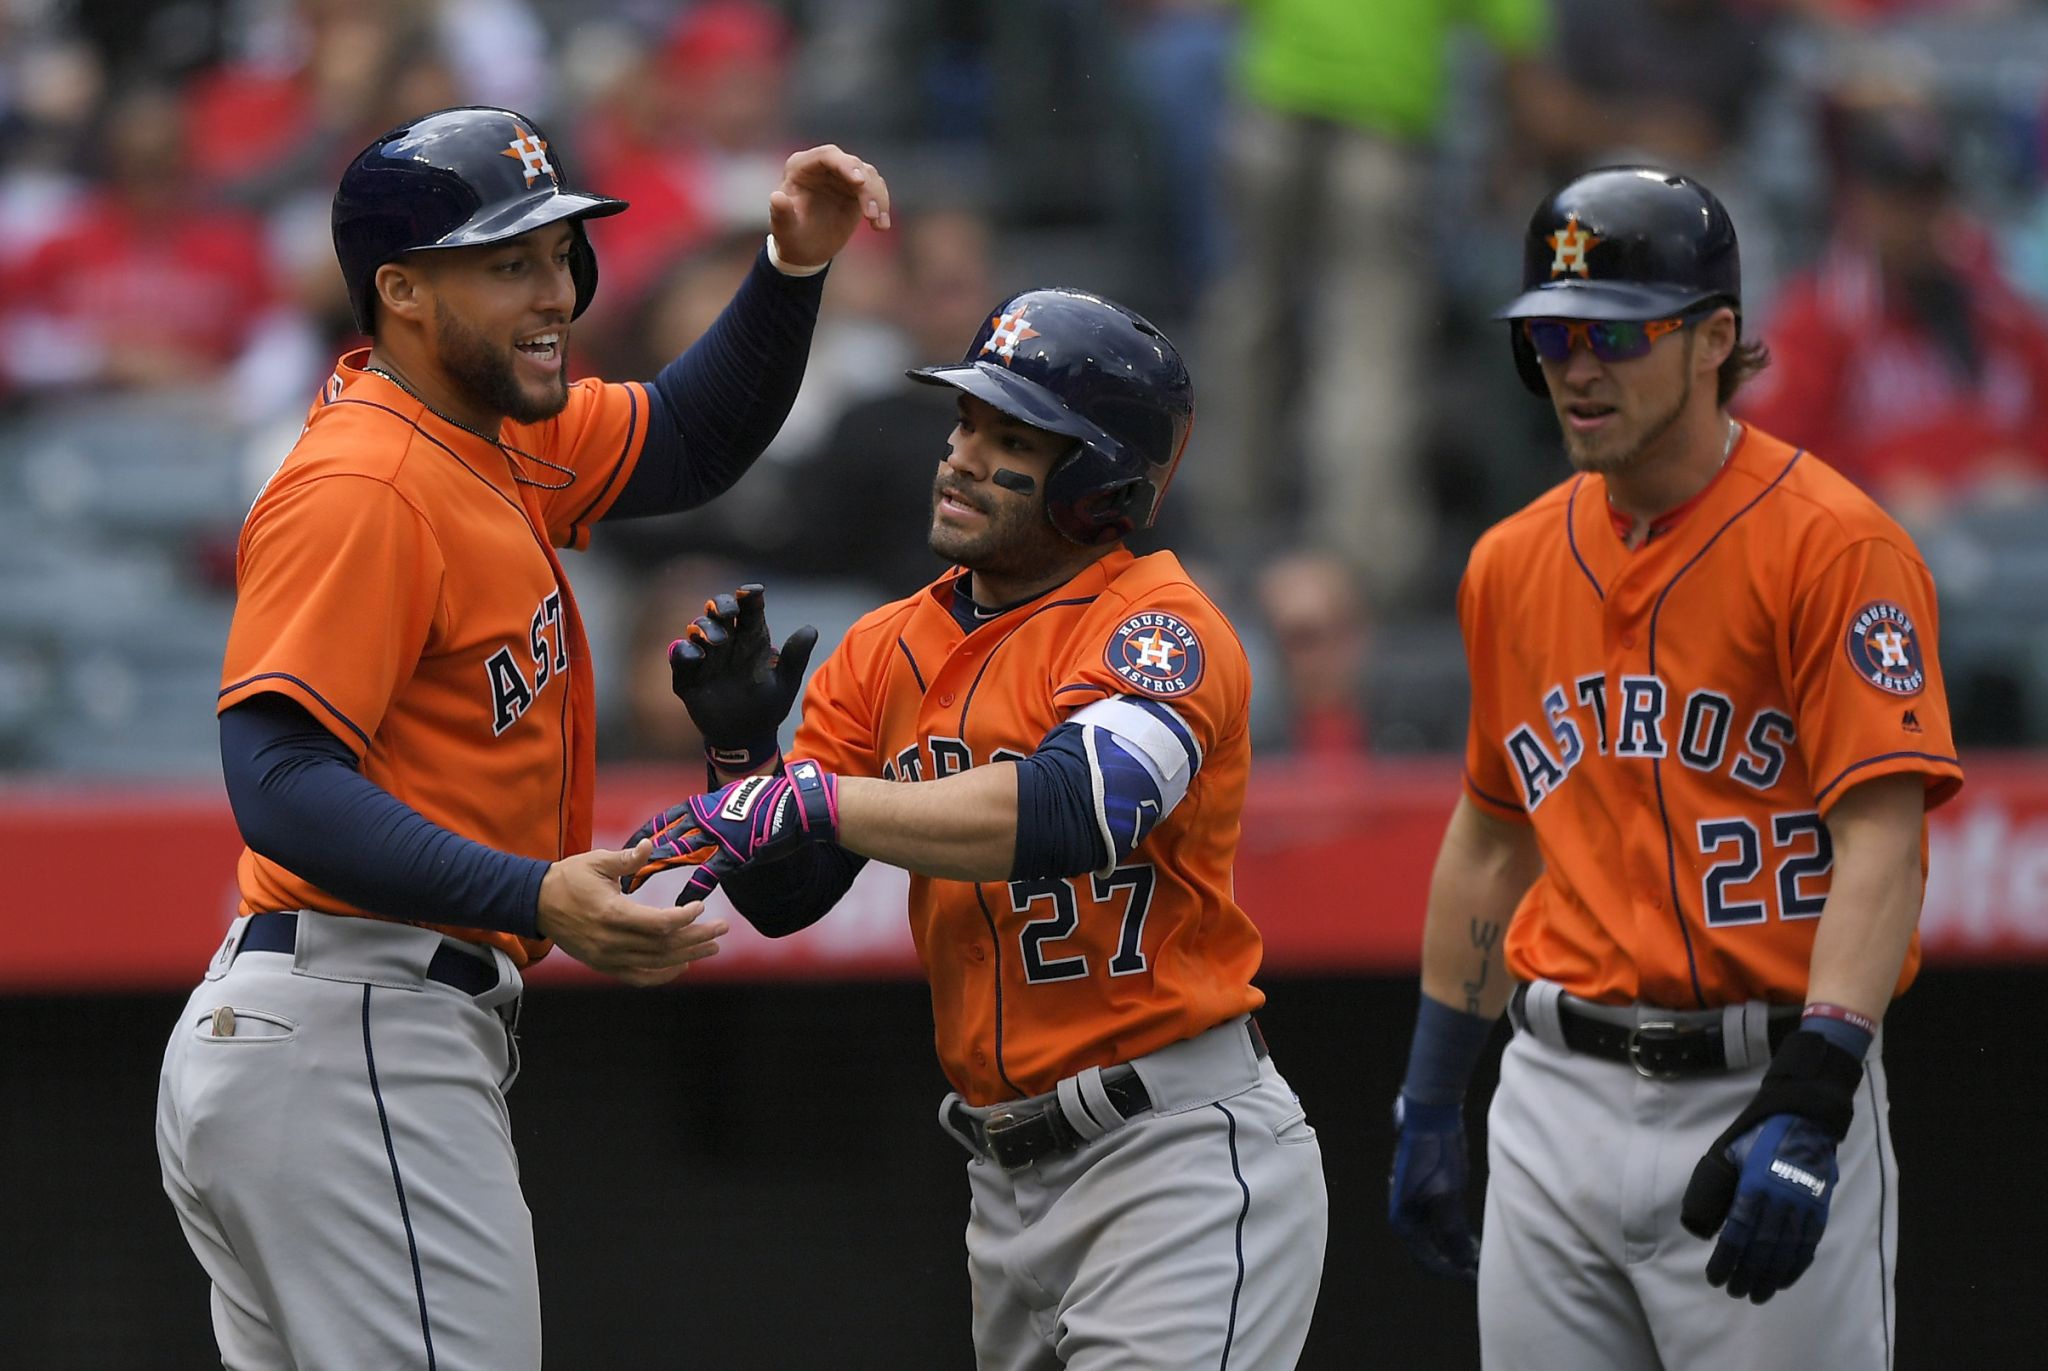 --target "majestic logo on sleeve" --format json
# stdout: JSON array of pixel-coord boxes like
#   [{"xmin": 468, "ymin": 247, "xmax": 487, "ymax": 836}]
[
  {"xmin": 1106, "ymin": 612, "xmax": 1205, "ymax": 697},
  {"xmin": 1845, "ymin": 601, "xmax": 1926, "ymax": 697},
  {"xmin": 1548, "ymin": 215, "xmax": 1601, "ymax": 278}
]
